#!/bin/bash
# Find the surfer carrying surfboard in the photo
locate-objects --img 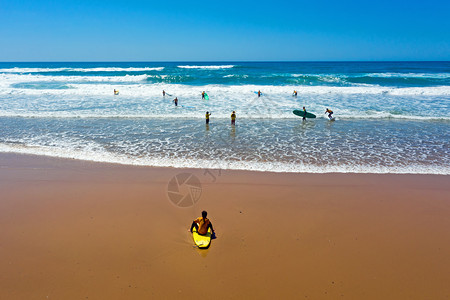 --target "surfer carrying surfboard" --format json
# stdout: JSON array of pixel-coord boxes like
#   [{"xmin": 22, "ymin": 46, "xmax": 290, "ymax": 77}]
[
  {"xmin": 325, "ymin": 108, "xmax": 334, "ymax": 119},
  {"xmin": 190, "ymin": 211, "xmax": 215, "ymax": 235},
  {"xmin": 258, "ymin": 90, "xmax": 262, "ymax": 97},
  {"xmin": 202, "ymin": 91, "xmax": 205, "ymax": 99},
  {"xmin": 173, "ymin": 97, "xmax": 178, "ymax": 107},
  {"xmin": 292, "ymin": 108, "xmax": 316, "ymax": 119}
]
